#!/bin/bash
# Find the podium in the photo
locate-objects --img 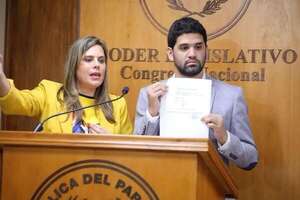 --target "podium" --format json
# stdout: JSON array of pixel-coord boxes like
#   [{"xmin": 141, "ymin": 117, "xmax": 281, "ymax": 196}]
[{"xmin": 0, "ymin": 131, "xmax": 238, "ymax": 200}]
